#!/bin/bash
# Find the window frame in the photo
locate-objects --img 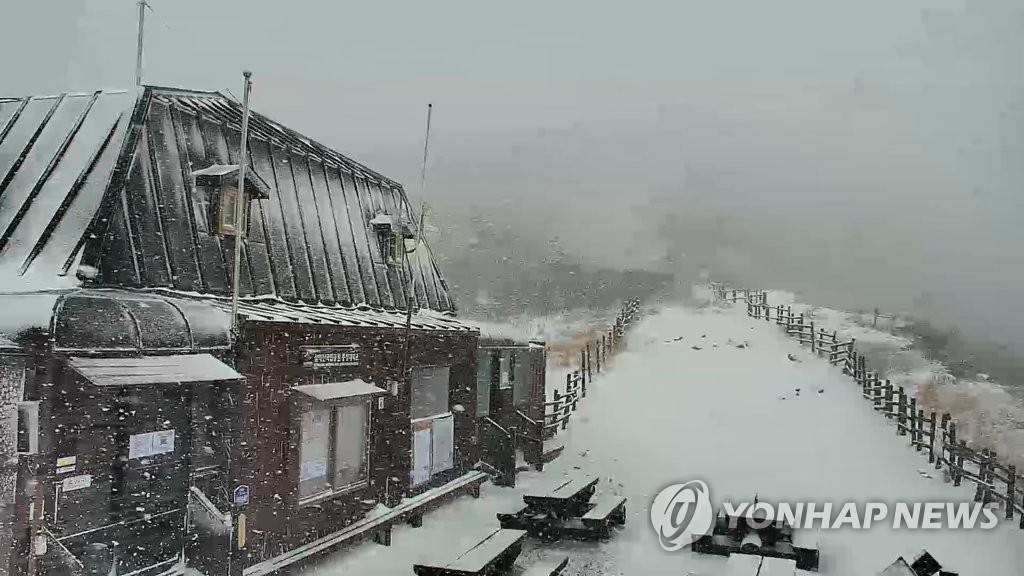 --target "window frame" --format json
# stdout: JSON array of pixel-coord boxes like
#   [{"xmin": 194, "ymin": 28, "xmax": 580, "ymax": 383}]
[
  {"xmin": 214, "ymin": 184, "xmax": 251, "ymax": 237},
  {"xmin": 409, "ymin": 365, "xmax": 451, "ymax": 421},
  {"xmin": 376, "ymin": 229, "xmax": 405, "ymax": 267},
  {"xmin": 498, "ymin": 351, "xmax": 512, "ymax": 390},
  {"xmin": 297, "ymin": 398, "xmax": 372, "ymax": 506}
]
